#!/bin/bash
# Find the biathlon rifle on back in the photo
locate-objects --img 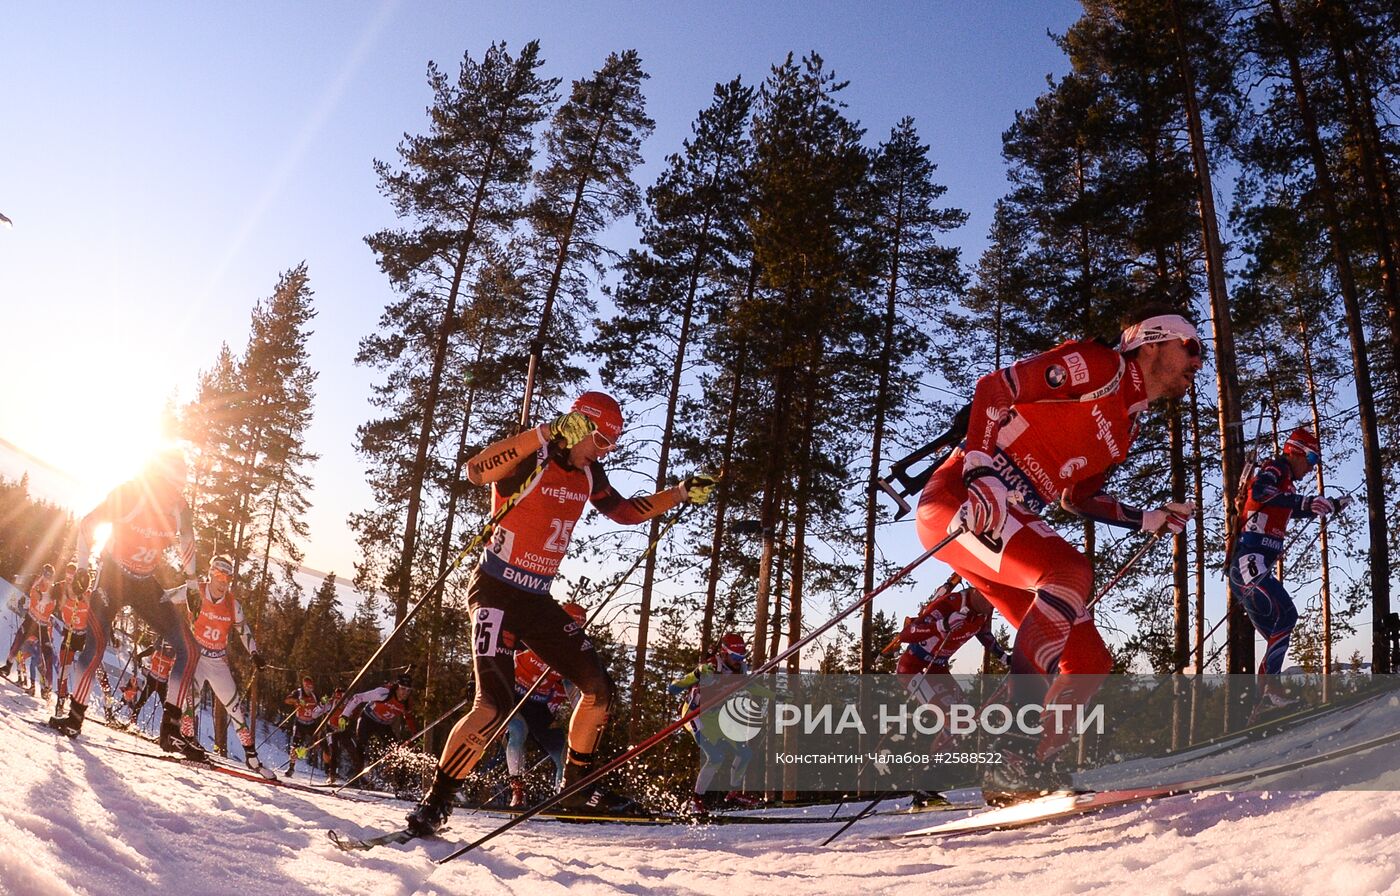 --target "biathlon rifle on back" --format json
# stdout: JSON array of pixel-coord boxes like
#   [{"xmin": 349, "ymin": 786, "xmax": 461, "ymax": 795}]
[{"xmin": 875, "ymin": 402, "xmax": 971, "ymax": 520}]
